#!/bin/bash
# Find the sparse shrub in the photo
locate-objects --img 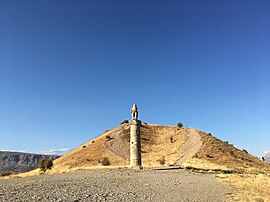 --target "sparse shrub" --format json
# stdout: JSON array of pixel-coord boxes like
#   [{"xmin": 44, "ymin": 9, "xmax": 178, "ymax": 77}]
[
  {"xmin": 254, "ymin": 198, "xmax": 264, "ymax": 202},
  {"xmin": 141, "ymin": 149, "xmax": 147, "ymax": 153},
  {"xmin": 158, "ymin": 156, "xmax": 166, "ymax": 165},
  {"xmin": 83, "ymin": 145, "xmax": 86, "ymax": 148},
  {"xmin": 169, "ymin": 136, "xmax": 174, "ymax": 143},
  {"xmin": 242, "ymin": 149, "xmax": 248, "ymax": 154},
  {"xmin": 121, "ymin": 120, "xmax": 129, "ymax": 124},
  {"xmin": 185, "ymin": 166, "xmax": 193, "ymax": 170},
  {"xmin": 100, "ymin": 157, "xmax": 110, "ymax": 166},
  {"xmin": 206, "ymin": 154, "xmax": 214, "ymax": 158},
  {"xmin": 106, "ymin": 135, "xmax": 113, "ymax": 141},
  {"xmin": 92, "ymin": 141, "xmax": 95, "ymax": 143},
  {"xmin": 0, "ymin": 171, "xmax": 12, "ymax": 177},
  {"xmin": 141, "ymin": 122, "xmax": 148, "ymax": 128},
  {"xmin": 224, "ymin": 141, "xmax": 229, "ymax": 144},
  {"xmin": 177, "ymin": 122, "xmax": 183, "ymax": 128},
  {"xmin": 38, "ymin": 159, "xmax": 53, "ymax": 172}
]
